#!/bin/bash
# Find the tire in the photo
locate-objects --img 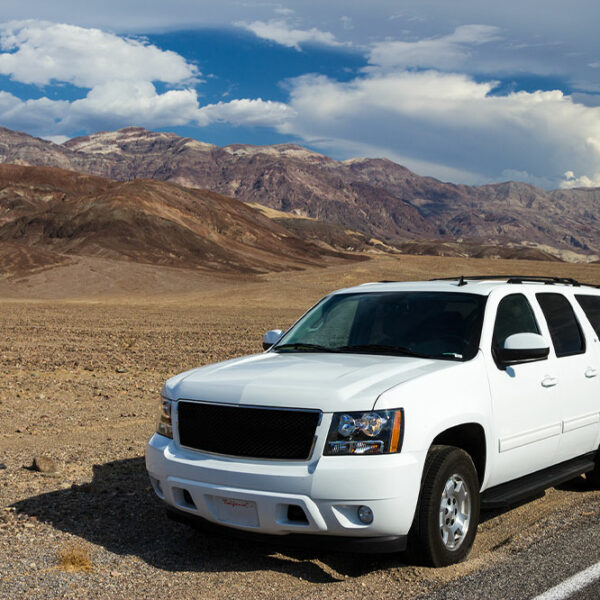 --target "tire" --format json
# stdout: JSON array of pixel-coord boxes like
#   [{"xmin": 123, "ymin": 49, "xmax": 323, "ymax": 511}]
[{"xmin": 410, "ymin": 445, "xmax": 480, "ymax": 567}]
